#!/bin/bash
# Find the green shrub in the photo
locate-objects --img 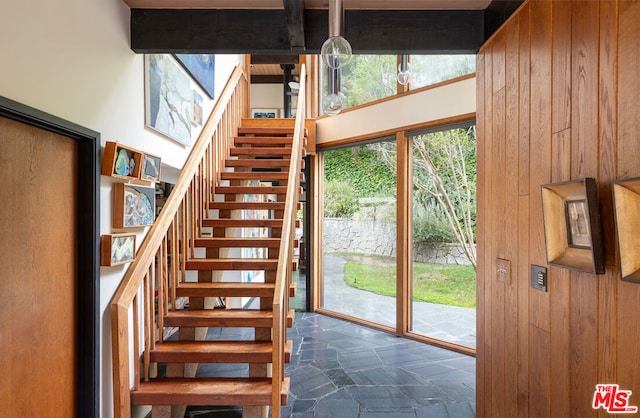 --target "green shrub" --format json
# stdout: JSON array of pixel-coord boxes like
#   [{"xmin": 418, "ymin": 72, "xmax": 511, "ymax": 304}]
[
  {"xmin": 324, "ymin": 181, "xmax": 359, "ymax": 218},
  {"xmin": 413, "ymin": 204, "xmax": 455, "ymax": 245}
]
